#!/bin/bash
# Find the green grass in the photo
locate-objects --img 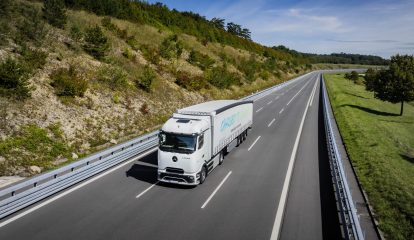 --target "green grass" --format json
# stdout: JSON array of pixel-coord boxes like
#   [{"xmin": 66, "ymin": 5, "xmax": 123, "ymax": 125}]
[
  {"xmin": 324, "ymin": 73, "xmax": 414, "ymax": 239},
  {"xmin": 0, "ymin": 124, "xmax": 73, "ymax": 176}
]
